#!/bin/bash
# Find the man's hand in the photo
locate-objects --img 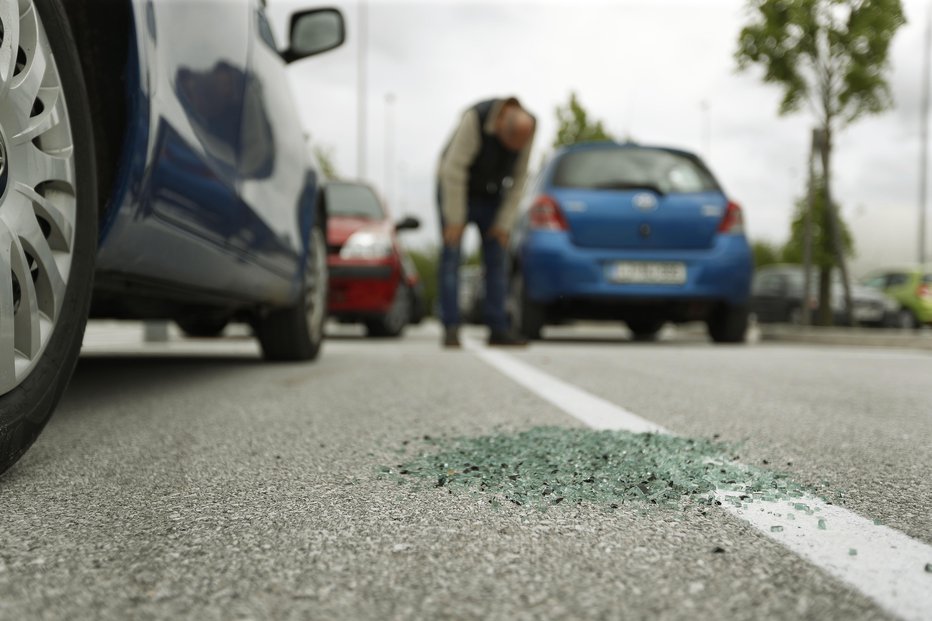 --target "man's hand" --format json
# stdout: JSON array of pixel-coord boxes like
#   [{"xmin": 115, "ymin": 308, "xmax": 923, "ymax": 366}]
[
  {"xmin": 443, "ymin": 224, "xmax": 466, "ymax": 246},
  {"xmin": 489, "ymin": 227, "xmax": 510, "ymax": 248}
]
